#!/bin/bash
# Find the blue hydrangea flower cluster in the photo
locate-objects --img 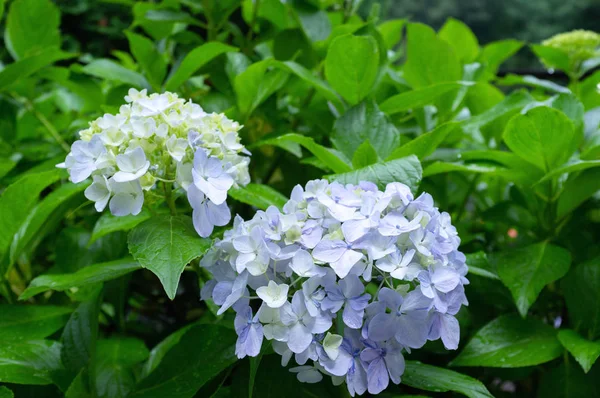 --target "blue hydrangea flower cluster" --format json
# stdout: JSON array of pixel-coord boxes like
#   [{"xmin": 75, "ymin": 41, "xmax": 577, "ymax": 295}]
[
  {"xmin": 200, "ymin": 180, "xmax": 469, "ymax": 395},
  {"xmin": 58, "ymin": 89, "xmax": 250, "ymax": 237}
]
